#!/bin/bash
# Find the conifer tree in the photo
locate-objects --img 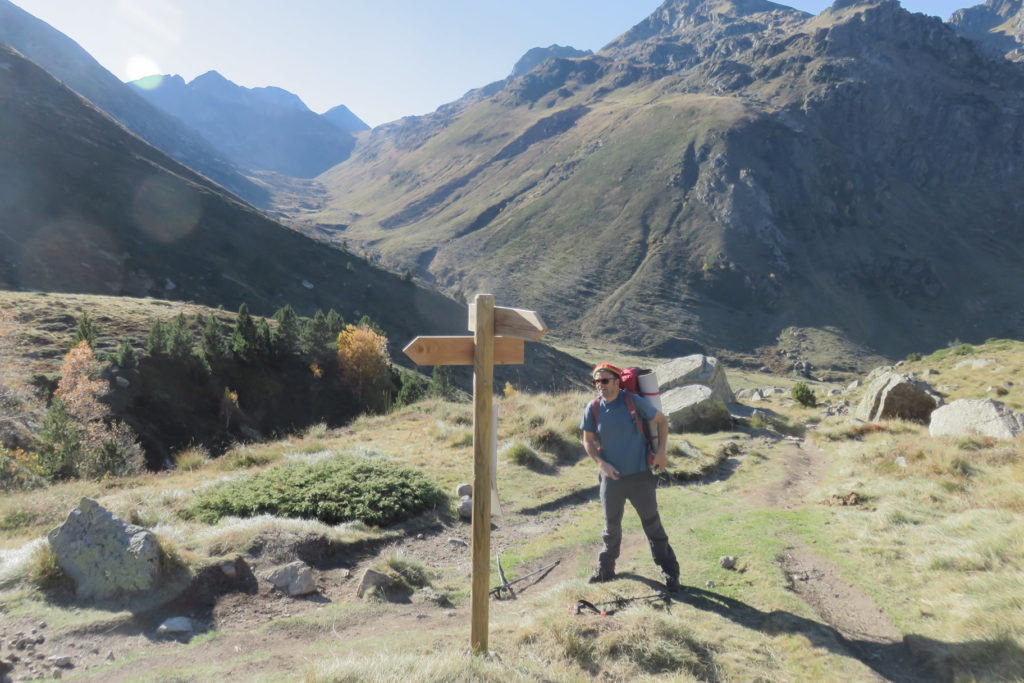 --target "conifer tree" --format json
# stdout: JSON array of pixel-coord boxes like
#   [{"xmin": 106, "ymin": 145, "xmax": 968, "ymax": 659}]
[
  {"xmin": 272, "ymin": 305, "xmax": 300, "ymax": 358},
  {"xmin": 167, "ymin": 312, "xmax": 193, "ymax": 360},
  {"xmin": 113, "ymin": 338, "xmax": 136, "ymax": 369},
  {"xmin": 199, "ymin": 314, "xmax": 225, "ymax": 362},
  {"xmin": 231, "ymin": 303, "xmax": 257, "ymax": 359},
  {"xmin": 146, "ymin": 320, "xmax": 169, "ymax": 355},
  {"xmin": 255, "ymin": 318, "xmax": 273, "ymax": 358},
  {"xmin": 300, "ymin": 310, "xmax": 331, "ymax": 357},
  {"xmin": 73, "ymin": 311, "xmax": 97, "ymax": 348},
  {"xmin": 325, "ymin": 309, "xmax": 344, "ymax": 336}
]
